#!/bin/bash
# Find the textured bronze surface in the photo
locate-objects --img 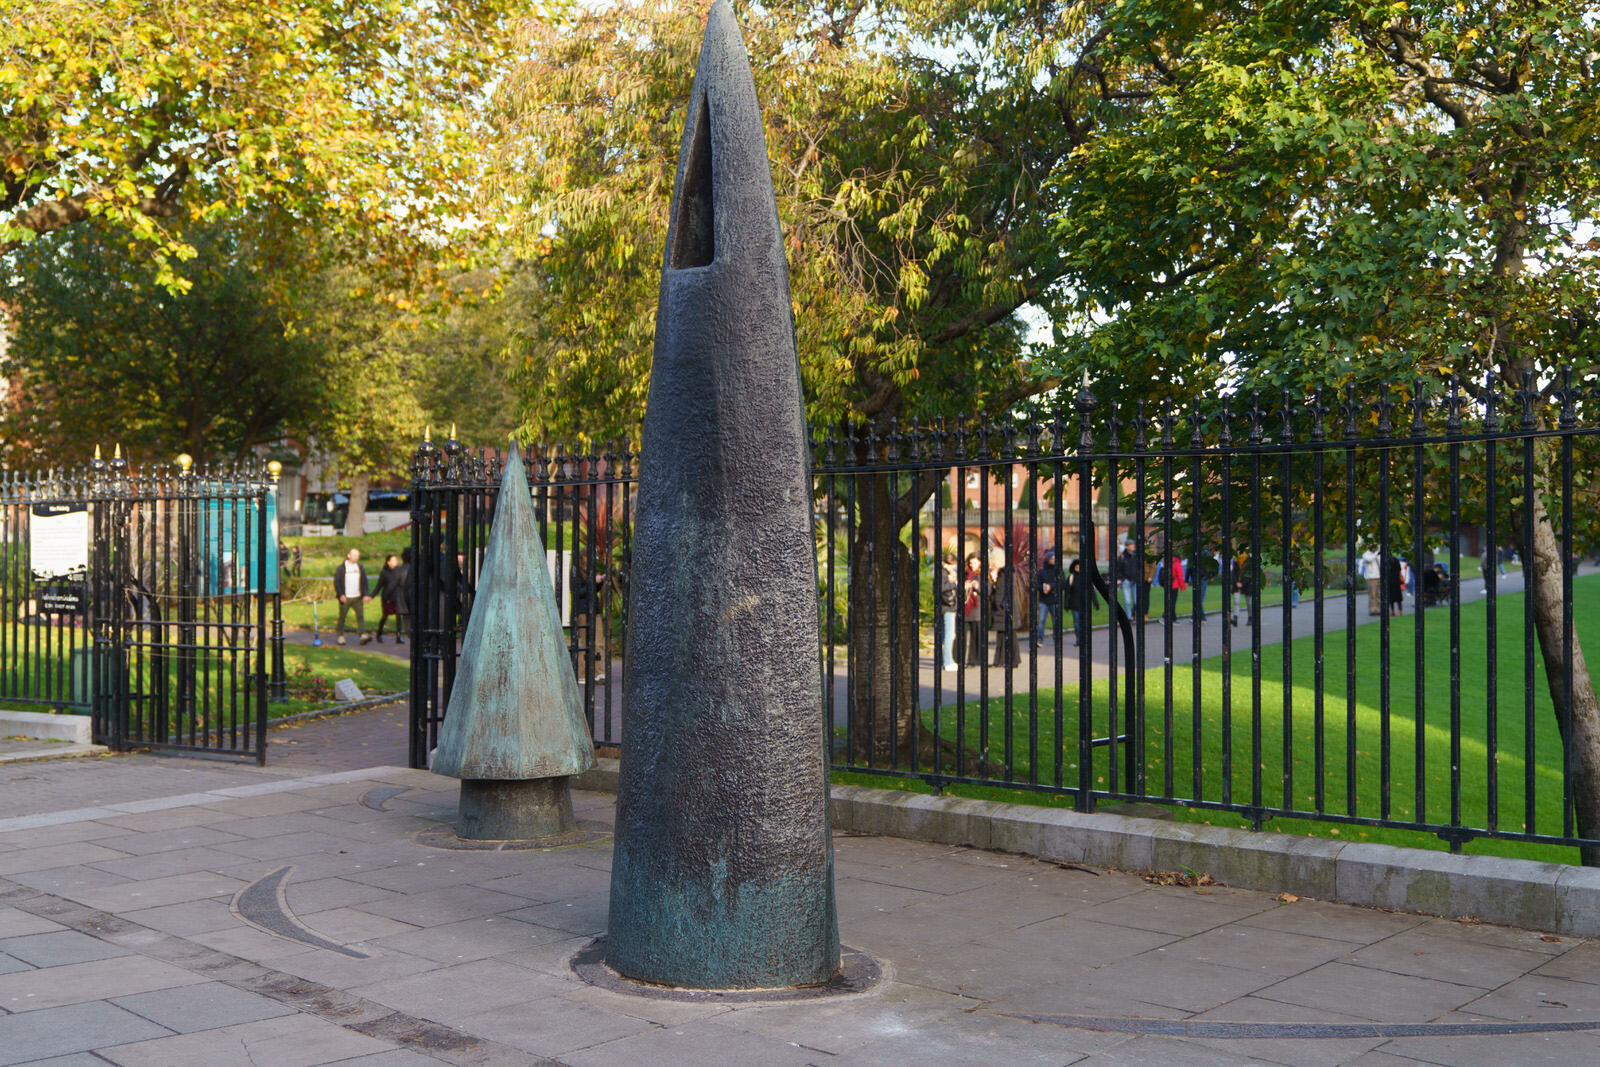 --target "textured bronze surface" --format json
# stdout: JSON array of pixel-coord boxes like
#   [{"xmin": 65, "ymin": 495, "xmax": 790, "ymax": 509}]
[
  {"xmin": 606, "ymin": 0, "xmax": 838, "ymax": 990},
  {"xmin": 431, "ymin": 444, "xmax": 594, "ymax": 778}
]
